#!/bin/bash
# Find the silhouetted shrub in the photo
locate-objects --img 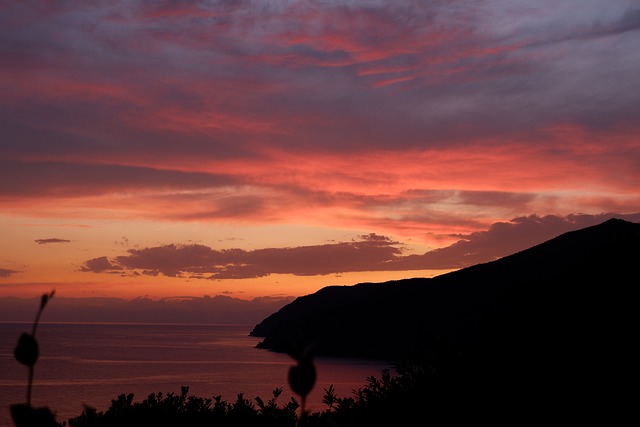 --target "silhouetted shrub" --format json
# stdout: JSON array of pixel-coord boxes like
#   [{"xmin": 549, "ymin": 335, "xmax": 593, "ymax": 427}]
[
  {"xmin": 61, "ymin": 358, "xmax": 454, "ymax": 427},
  {"xmin": 66, "ymin": 386, "xmax": 299, "ymax": 427}
]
